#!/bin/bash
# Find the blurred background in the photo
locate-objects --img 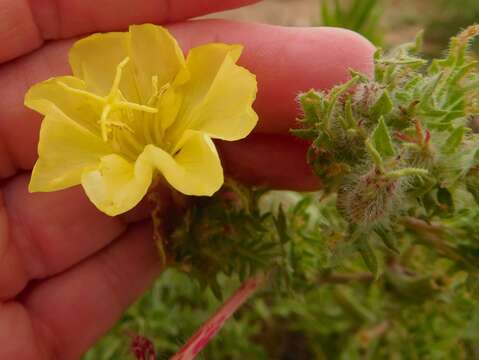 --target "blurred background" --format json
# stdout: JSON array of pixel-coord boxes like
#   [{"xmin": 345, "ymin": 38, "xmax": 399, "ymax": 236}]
[
  {"xmin": 207, "ymin": 0, "xmax": 479, "ymax": 55},
  {"xmin": 85, "ymin": 1, "xmax": 479, "ymax": 359}
]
